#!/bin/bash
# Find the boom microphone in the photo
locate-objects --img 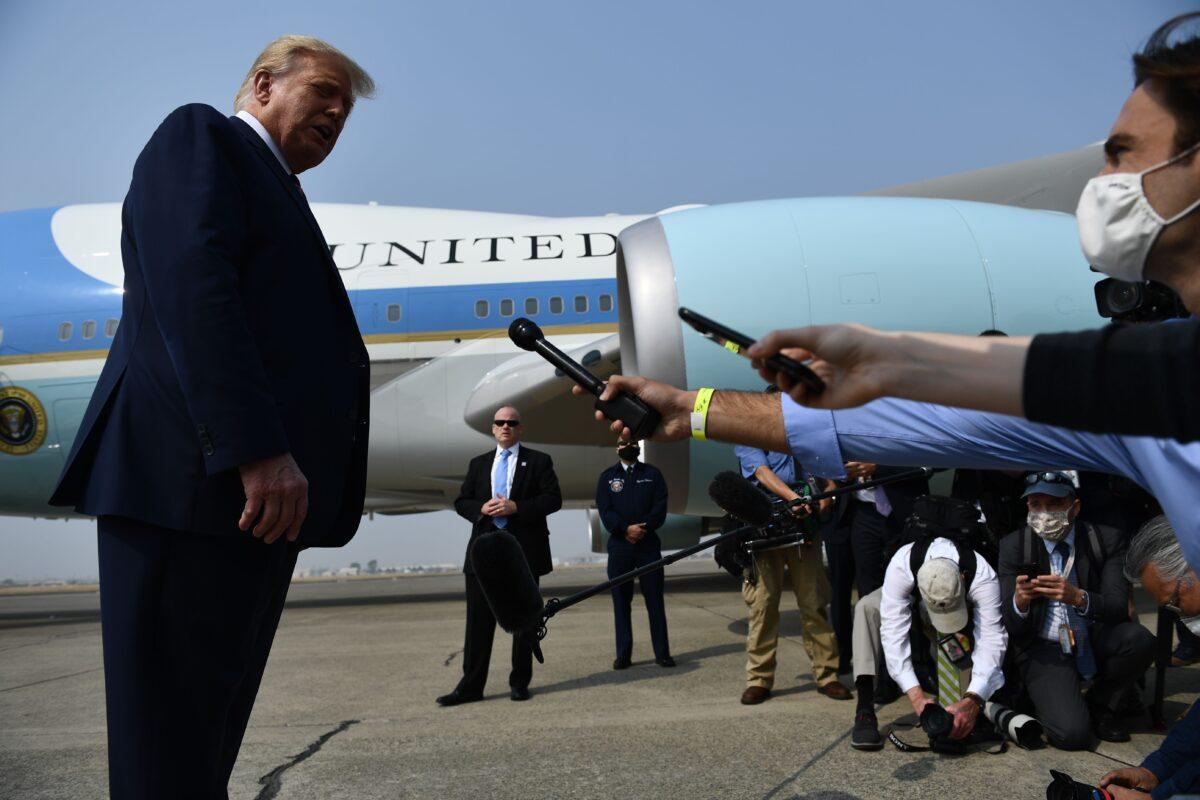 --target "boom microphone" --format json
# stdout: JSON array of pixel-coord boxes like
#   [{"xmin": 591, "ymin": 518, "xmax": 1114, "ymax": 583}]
[
  {"xmin": 469, "ymin": 531, "xmax": 546, "ymax": 660},
  {"xmin": 708, "ymin": 471, "xmax": 773, "ymax": 526},
  {"xmin": 508, "ymin": 317, "xmax": 662, "ymax": 441}
]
